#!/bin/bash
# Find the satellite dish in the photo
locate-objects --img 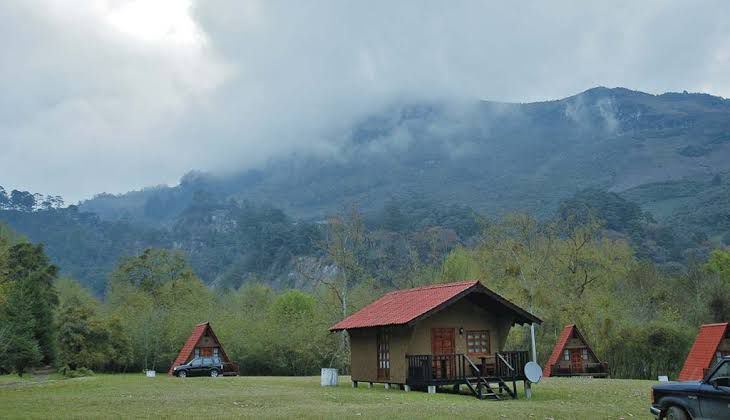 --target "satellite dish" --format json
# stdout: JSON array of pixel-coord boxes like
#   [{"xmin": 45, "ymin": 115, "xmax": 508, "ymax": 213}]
[{"xmin": 524, "ymin": 361, "xmax": 543, "ymax": 383}]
